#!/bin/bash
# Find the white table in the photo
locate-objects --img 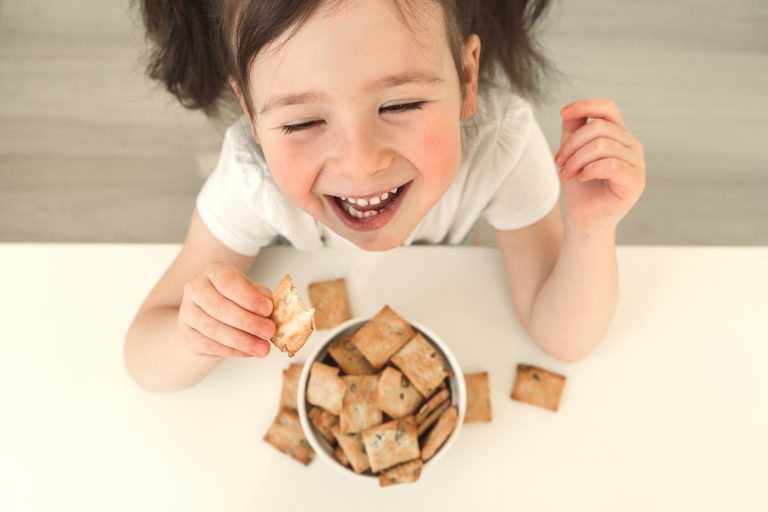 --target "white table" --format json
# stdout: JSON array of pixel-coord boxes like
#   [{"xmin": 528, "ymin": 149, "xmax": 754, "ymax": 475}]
[{"xmin": 1, "ymin": 244, "xmax": 766, "ymax": 511}]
